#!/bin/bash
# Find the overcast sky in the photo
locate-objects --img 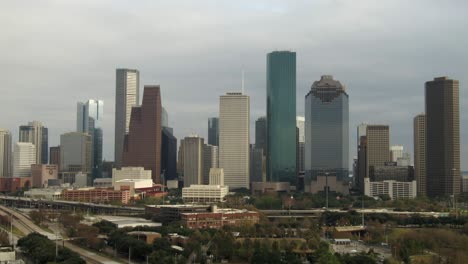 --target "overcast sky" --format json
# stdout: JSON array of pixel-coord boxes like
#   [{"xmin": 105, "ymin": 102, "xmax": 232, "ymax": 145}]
[{"xmin": 1, "ymin": 0, "xmax": 467, "ymax": 170}]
